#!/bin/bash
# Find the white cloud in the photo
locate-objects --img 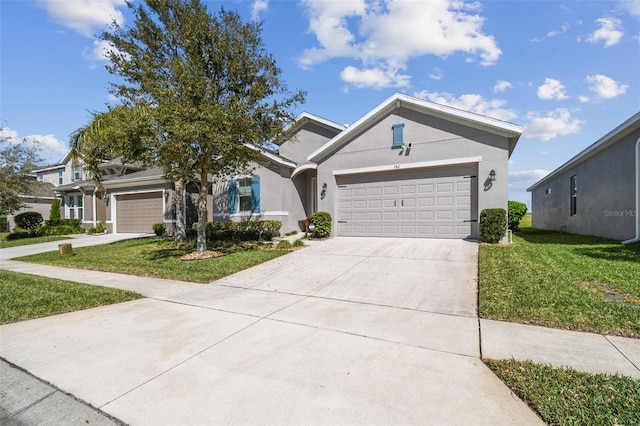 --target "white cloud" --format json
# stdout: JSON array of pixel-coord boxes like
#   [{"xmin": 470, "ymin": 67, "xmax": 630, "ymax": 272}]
[
  {"xmin": 585, "ymin": 74, "xmax": 628, "ymax": 99},
  {"xmin": 38, "ymin": 0, "xmax": 127, "ymax": 37},
  {"xmin": 493, "ymin": 80, "xmax": 512, "ymax": 93},
  {"xmin": 547, "ymin": 23, "xmax": 570, "ymax": 38},
  {"xmin": 579, "ymin": 95, "xmax": 590, "ymax": 103},
  {"xmin": 341, "ymin": 66, "xmax": 410, "ymax": 89},
  {"xmin": 429, "ymin": 68, "xmax": 444, "ymax": 81},
  {"xmin": 537, "ymin": 78, "xmax": 569, "ymax": 100},
  {"xmin": 539, "ymin": 151, "xmax": 548, "ymax": 155},
  {"xmin": 0, "ymin": 127, "xmax": 68, "ymax": 160},
  {"xmin": 414, "ymin": 90, "xmax": 517, "ymax": 122},
  {"xmin": 586, "ymin": 17, "xmax": 623, "ymax": 47},
  {"xmin": 251, "ymin": 0, "xmax": 269, "ymax": 21},
  {"xmin": 524, "ymin": 109, "xmax": 583, "ymax": 141},
  {"xmin": 619, "ymin": 0, "xmax": 640, "ymax": 17},
  {"xmin": 299, "ymin": 0, "xmax": 501, "ymax": 89}
]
